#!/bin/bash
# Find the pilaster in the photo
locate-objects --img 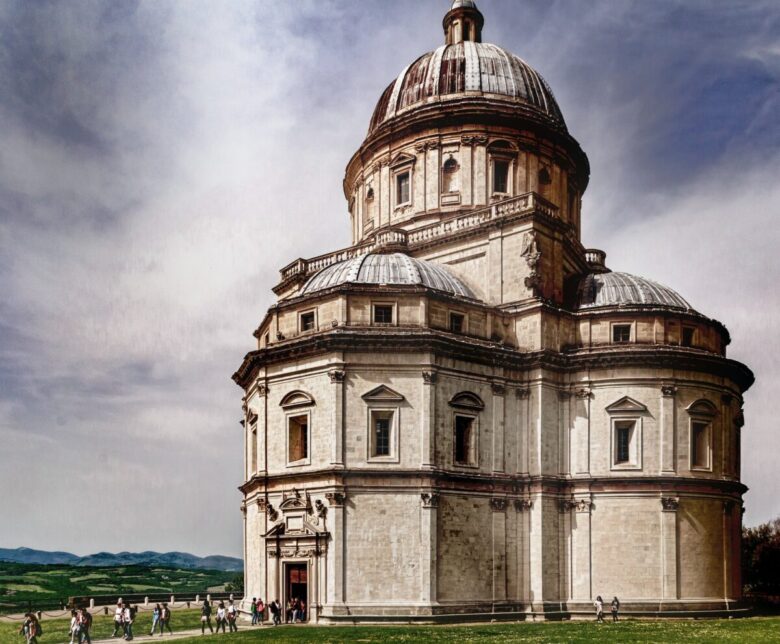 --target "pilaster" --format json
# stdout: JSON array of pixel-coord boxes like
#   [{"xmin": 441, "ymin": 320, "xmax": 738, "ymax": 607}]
[
  {"xmin": 661, "ymin": 496, "xmax": 680, "ymax": 599},
  {"xmin": 329, "ymin": 370, "xmax": 346, "ymax": 467},
  {"xmin": 660, "ymin": 385, "xmax": 677, "ymax": 473},
  {"xmin": 420, "ymin": 492, "xmax": 439, "ymax": 604},
  {"xmin": 490, "ymin": 498, "xmax": 508, "ymax": 603},
  {"xmin": 515, "ymin": 387, "xmax": 530, "ymax": 475},
  {"xmin": 421, "ymin": 371, "xmax": 437, "ymax": 468},
  {"xmin": 325, "ymin": 492, "xmax": 346, "ymax": 606},
  {"xmin": 491, "ymin": 382, "xmax": 506, "ymax": 472}
]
